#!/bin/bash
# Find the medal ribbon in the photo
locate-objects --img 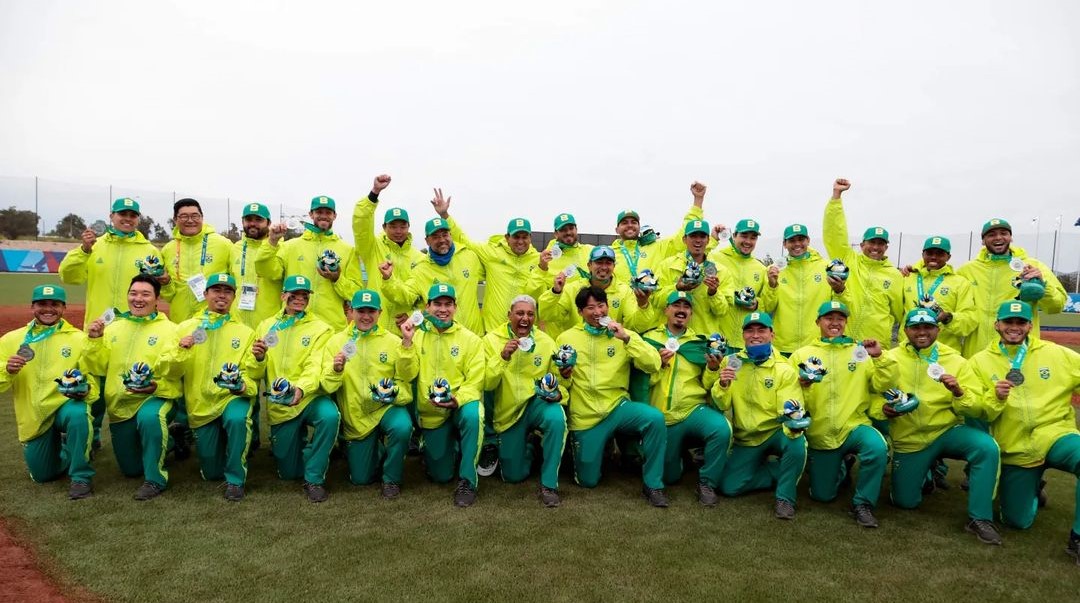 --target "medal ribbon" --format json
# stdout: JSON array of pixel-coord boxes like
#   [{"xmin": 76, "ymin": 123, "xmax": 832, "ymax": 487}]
[
  {"xmin": 200, "ymin": 312, "xmax": 230, "ymax": 332},
  {"xmin": 820, "ymin": 336, "xmax": 854, "ymax": 345},
  {"xmin": 916, "ymin": 344, "xmax": 939, "ymax": 365},
  {"xmin": 240, "ymin": 239, "xmax": 248, "ymax": 277},
  {"xmin": 998, "ymin": 341, "xmax": 1027, "ymax": 371},
  {"xmin": 916, "ymin": 273, "xmax": 945, "ymax": 301},
  {"xmin": 106, "ymin": 226, "xmax": 136, "ymax": 238},
  {"xmin": 351, "ymin": 325, "xmax": 378, "ymax": 341},
  {"xmin": 22, "ymin": 320, "xmax": 62, "ymax": 345},
  {"xmin": 618, "ymin": 243, "xmax": 641, "ymax": 277},
  {"xmin": 270, "ymin": 311, "xmax": 305, "ymax": 334},
  {"xmin": 303, "ymin": 222, "xmax": 334, "ymax": 236},
  {"xmin": 117, "ymin": 310, "xmax": 158, "ymax": 322},
  {"xmin": 584, "ymin": 323, "xmax": 614, "ymax": 338}
]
